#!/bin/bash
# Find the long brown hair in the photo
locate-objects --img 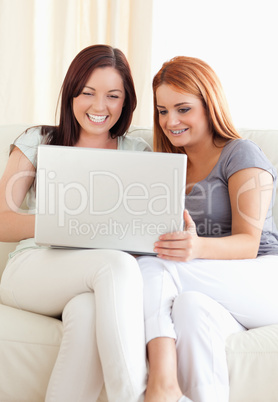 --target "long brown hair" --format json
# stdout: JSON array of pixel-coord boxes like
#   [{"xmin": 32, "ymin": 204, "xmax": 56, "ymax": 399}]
[
  {"xmin": 153, "ymin": 56, "xmax": 241, "ymax": 153},
  {"xmin": 41, "ymin": 44, "xmax": 137, "ymax": 146}
]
